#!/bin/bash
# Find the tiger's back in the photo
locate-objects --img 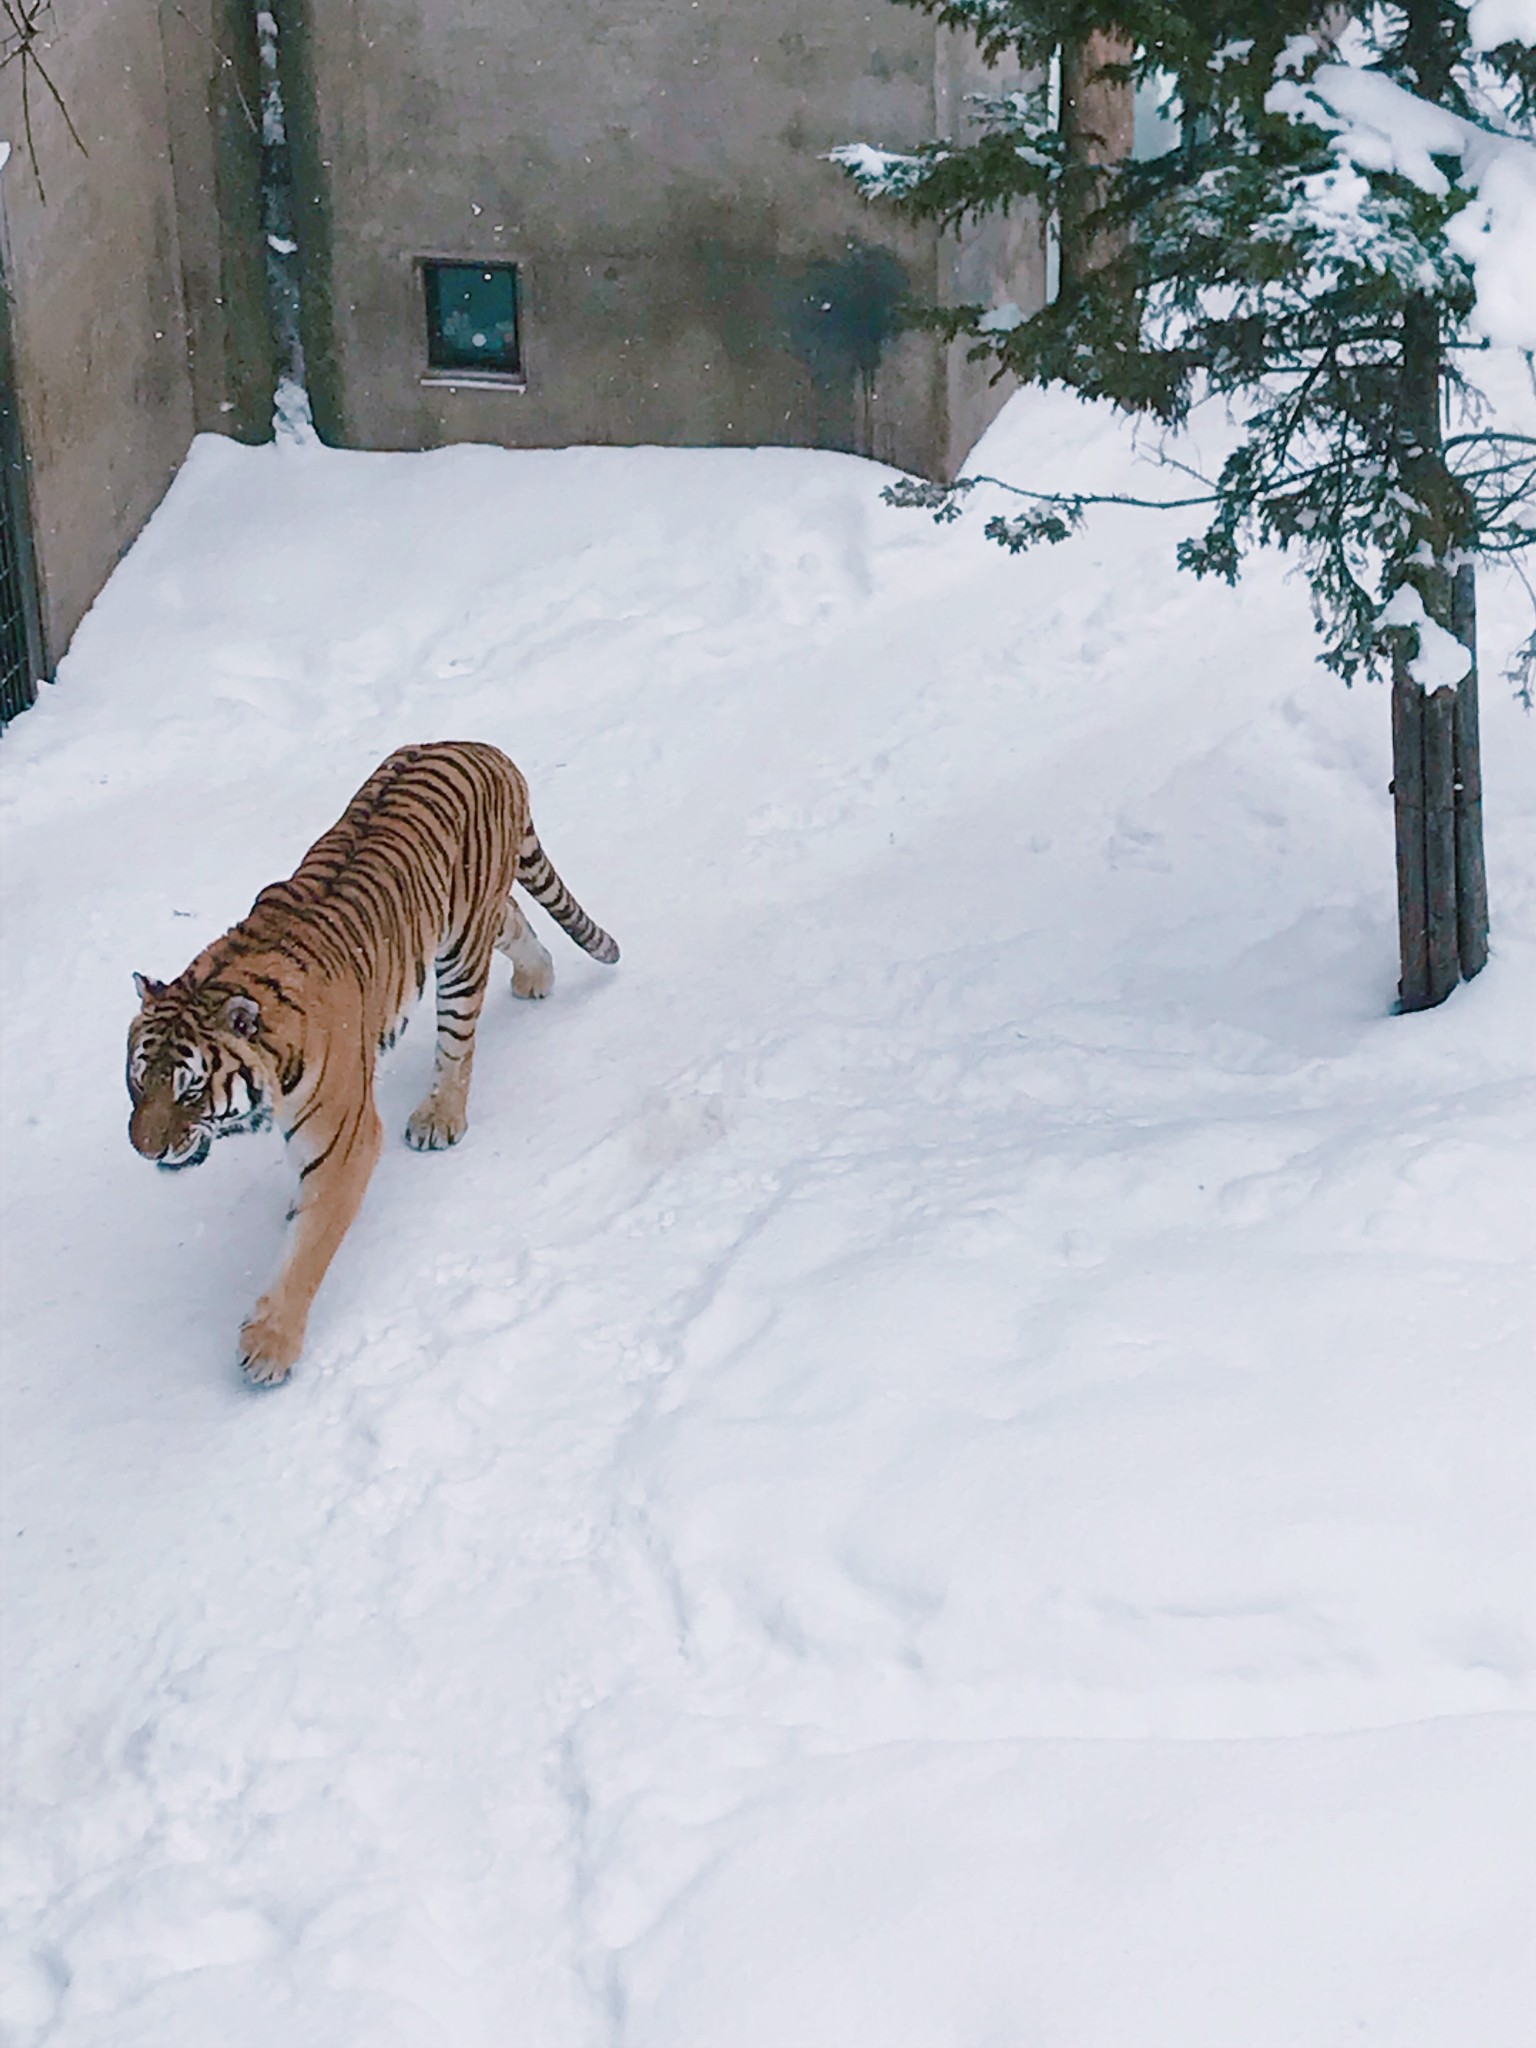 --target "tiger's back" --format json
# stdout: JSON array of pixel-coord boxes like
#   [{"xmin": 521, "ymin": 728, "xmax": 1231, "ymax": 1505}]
[{"xmin": 236, "ymin": 741, "xmax": 534, "ymax": 1047}]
